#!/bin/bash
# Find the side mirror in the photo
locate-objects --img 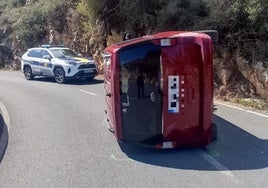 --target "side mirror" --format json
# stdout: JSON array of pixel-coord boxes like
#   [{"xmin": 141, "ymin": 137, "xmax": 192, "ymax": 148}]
[{"xmin": 43, "ymin": 55, "xmax": 52, "ymax": 60}]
